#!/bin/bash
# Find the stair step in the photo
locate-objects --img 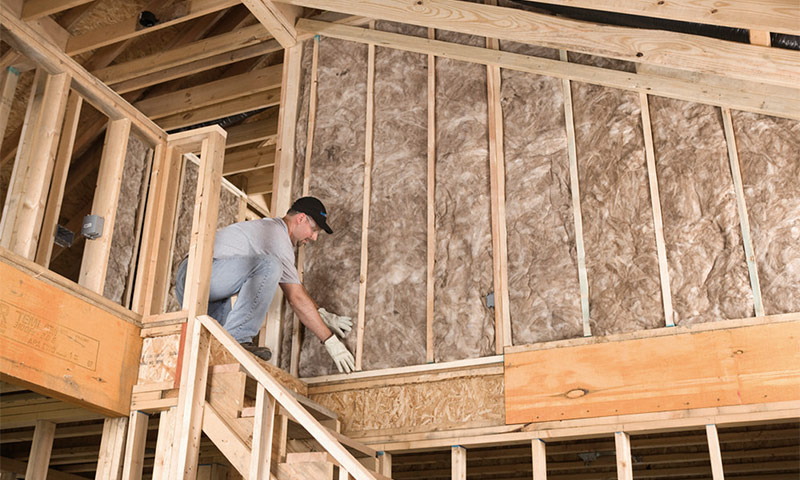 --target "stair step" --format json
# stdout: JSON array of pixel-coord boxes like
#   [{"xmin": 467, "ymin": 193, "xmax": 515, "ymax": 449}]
[
  {"xmin": 284, "ymin": 453, "xmax": 392, "ymax": 480},
  {"xmin": 286, "ymin": 424, "xmax": 377, "ymax": 459},
  {"xmin": 239, "ymin": 389, "xmax": 337, "ymax": 422}
]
